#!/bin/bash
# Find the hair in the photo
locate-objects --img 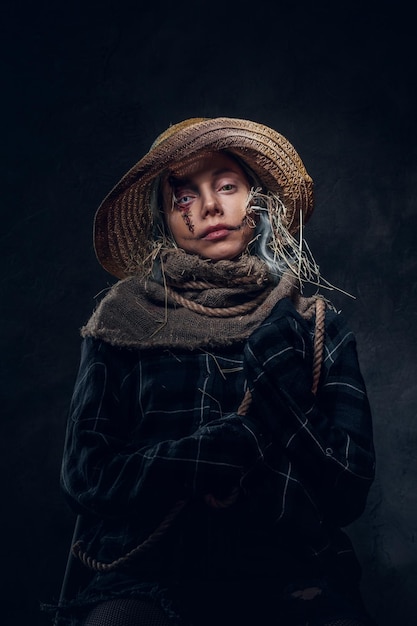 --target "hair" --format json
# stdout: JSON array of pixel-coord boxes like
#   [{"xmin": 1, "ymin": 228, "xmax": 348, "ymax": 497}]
[
  {"xmin": 246, "ymin": 201, "xmax": 287, "ymax": 282},
  {"xmin": 247, "ymin": 188, "xmax": 322, "ymax": 288}
]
